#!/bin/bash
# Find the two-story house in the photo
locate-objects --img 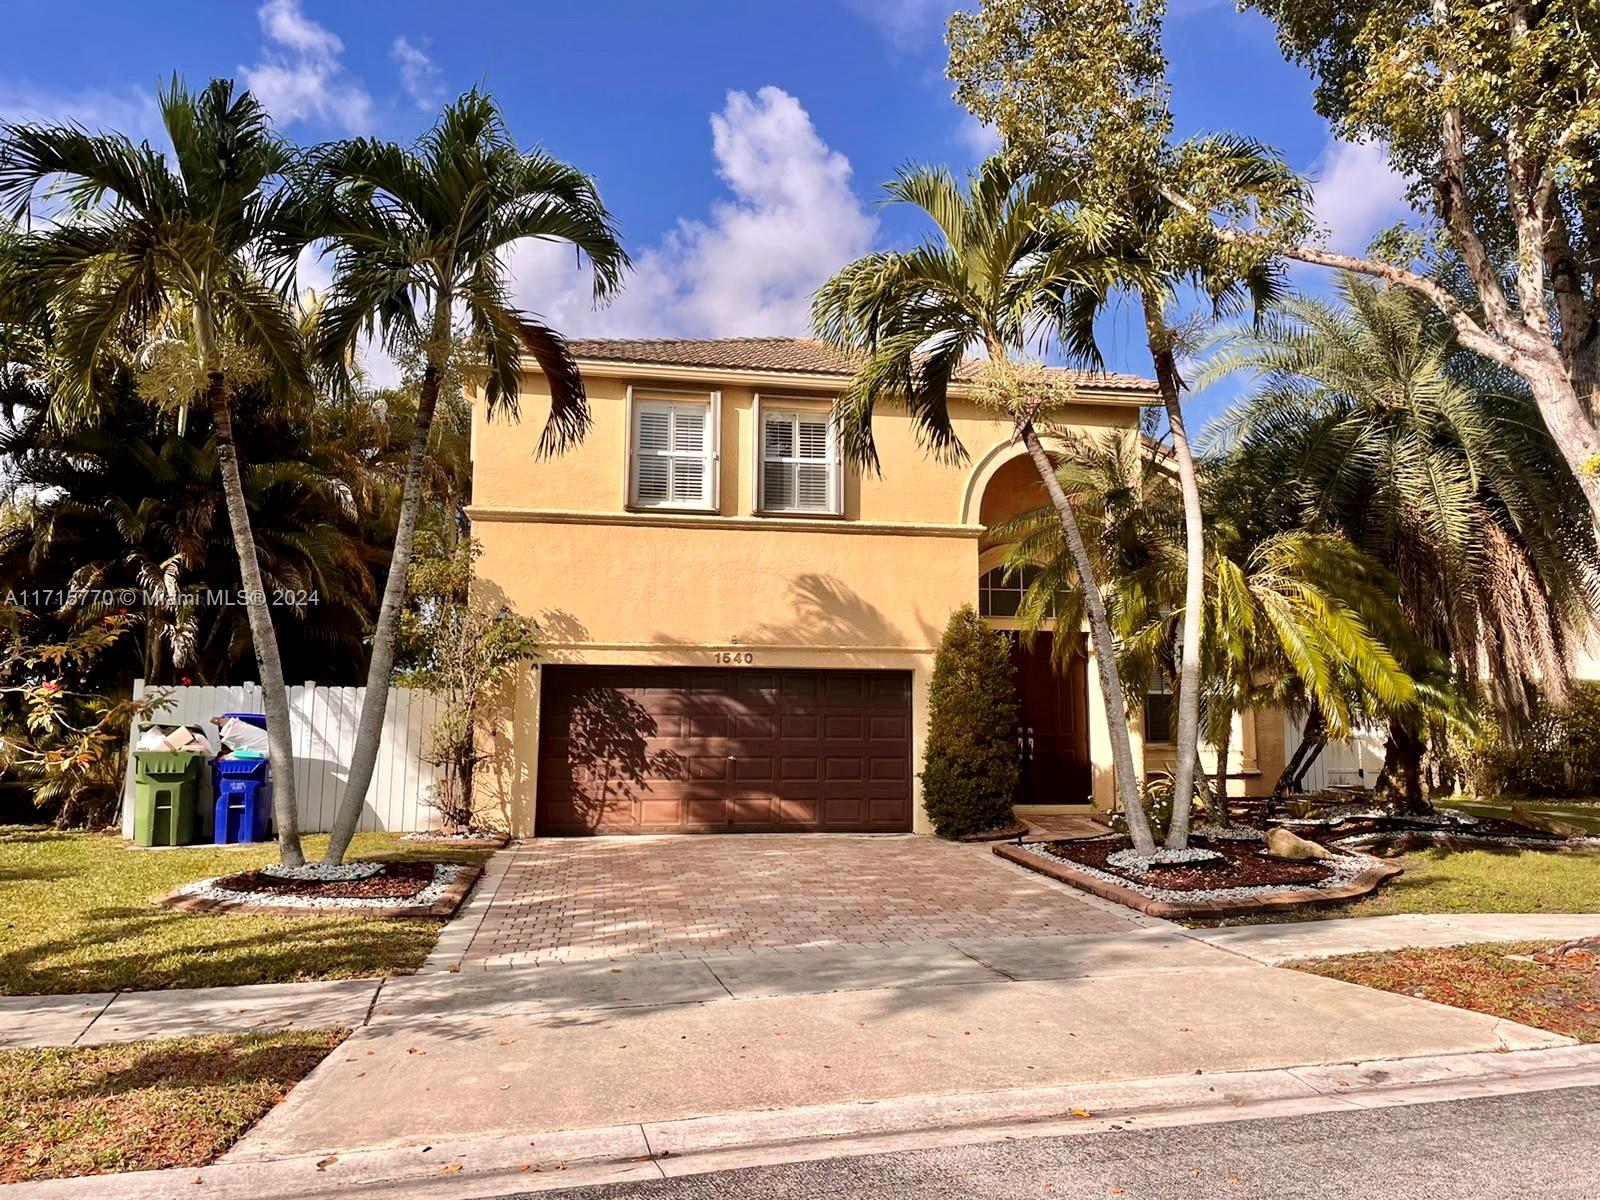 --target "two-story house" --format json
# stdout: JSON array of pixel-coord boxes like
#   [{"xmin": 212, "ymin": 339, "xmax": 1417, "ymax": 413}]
[{"xmin": 468, "ymin": 337, "xmax": 1287, "ymax": 837}]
